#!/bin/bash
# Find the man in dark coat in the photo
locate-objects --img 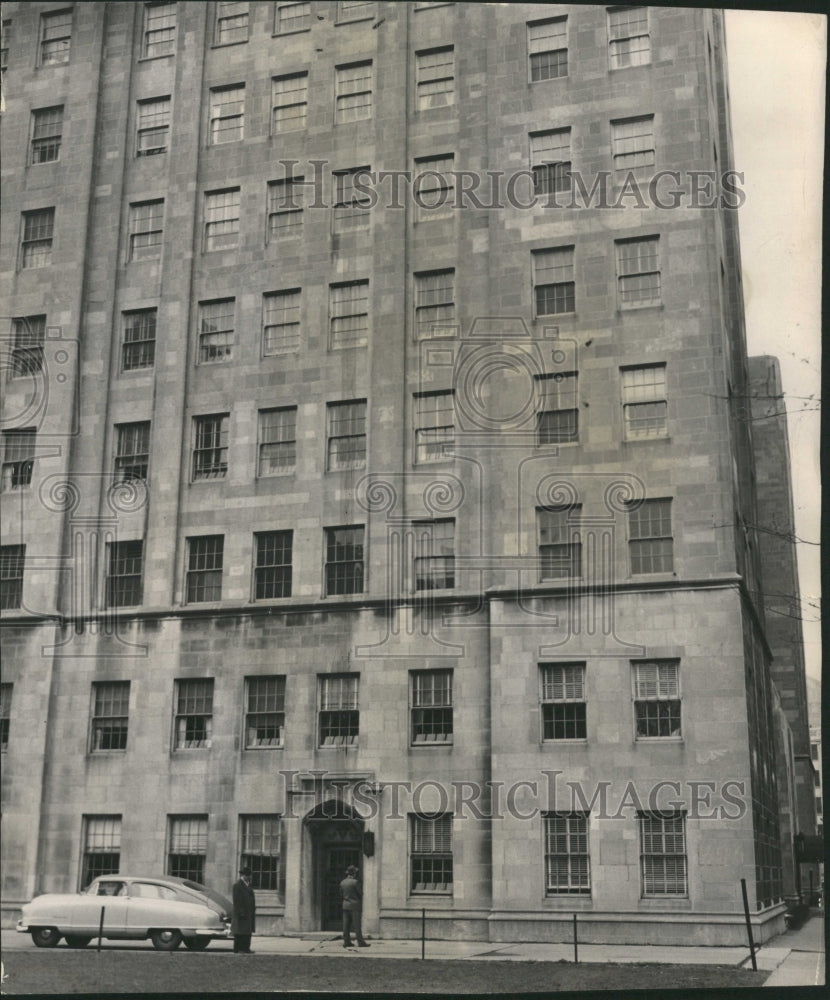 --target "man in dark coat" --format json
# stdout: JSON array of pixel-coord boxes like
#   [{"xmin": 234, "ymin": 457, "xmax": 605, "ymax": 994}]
[
  {"xmin": 339, "ymin": 865, "xmax": 369, "ymax": 948},
  {"xmin": 231, "ymin": 865, "xmax": 256, "ymax": 954}
]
